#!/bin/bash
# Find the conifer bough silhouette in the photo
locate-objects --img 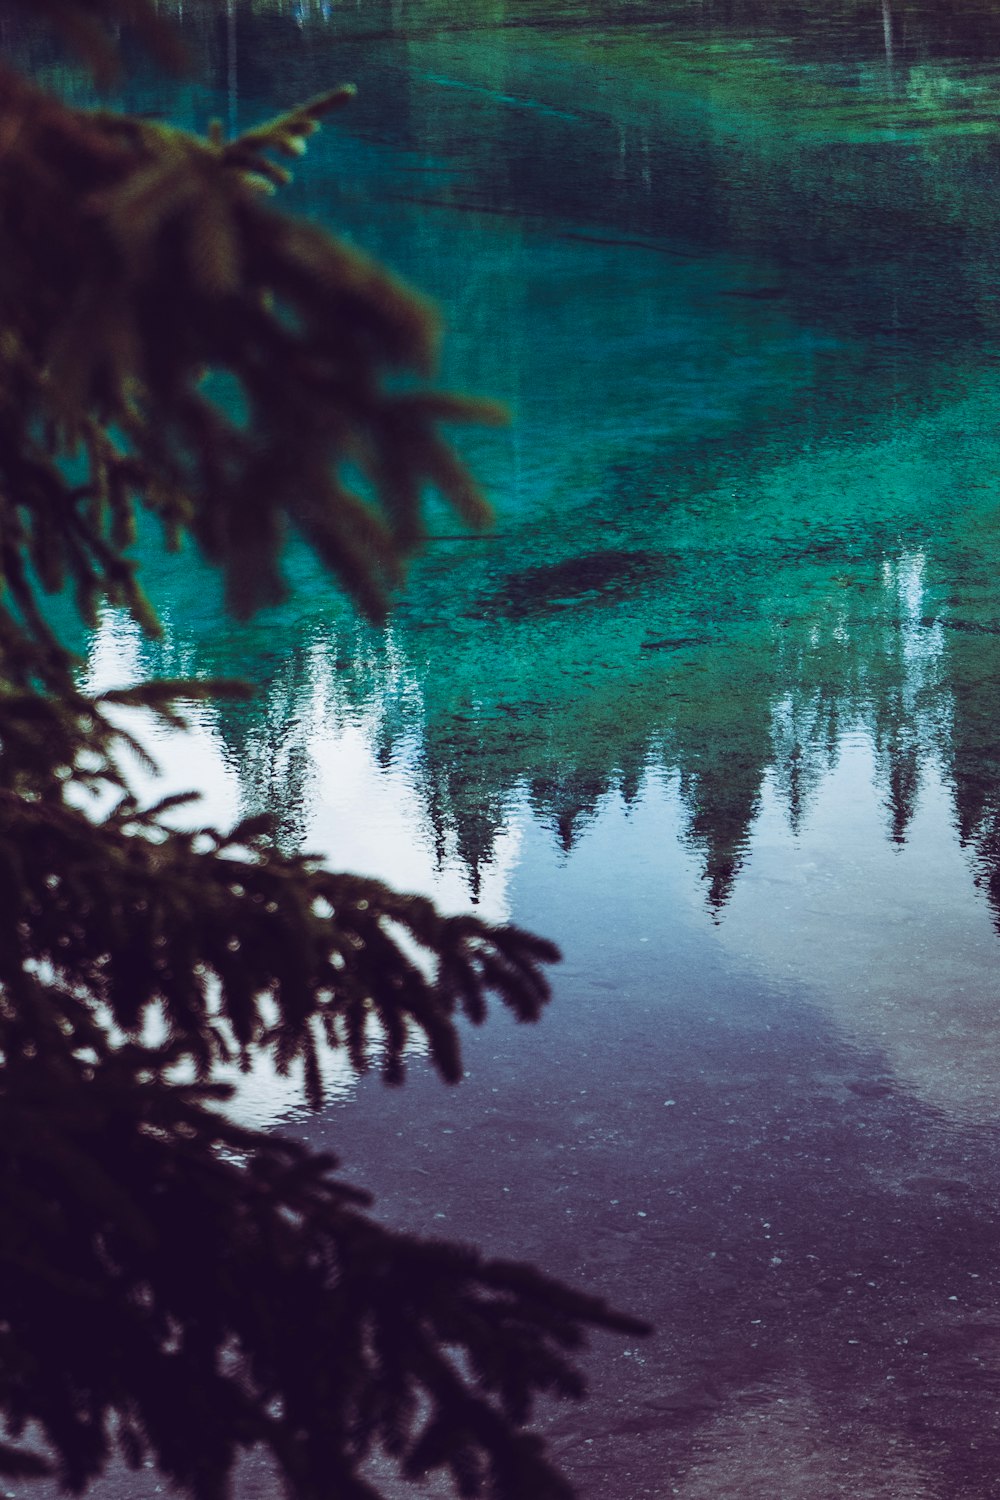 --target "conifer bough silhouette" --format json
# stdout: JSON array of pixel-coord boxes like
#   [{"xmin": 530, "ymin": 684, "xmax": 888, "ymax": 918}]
[{"xmin": 0, "ymin": 3, "xmax": 647, "ymax": 1497}]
